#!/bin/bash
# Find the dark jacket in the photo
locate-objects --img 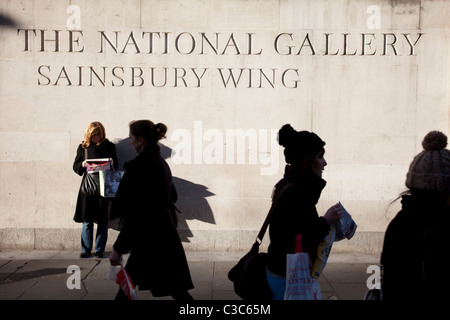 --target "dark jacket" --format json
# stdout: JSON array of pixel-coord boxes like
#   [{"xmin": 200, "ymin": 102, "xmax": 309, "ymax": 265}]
[
  {"xmin": 380, "ymin": 193, "xmax": 449, "ymax": 300},
  {"xmin": 267, "ymin": 166, "xmax": 330, "ymax": 276},
  {"xmin": 73, "ymin": 140, "xmax": 118, "ymax": 223},
  {"xmin": 111, "ymin": 145, "xmax": 194, "ymax": 296}
]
